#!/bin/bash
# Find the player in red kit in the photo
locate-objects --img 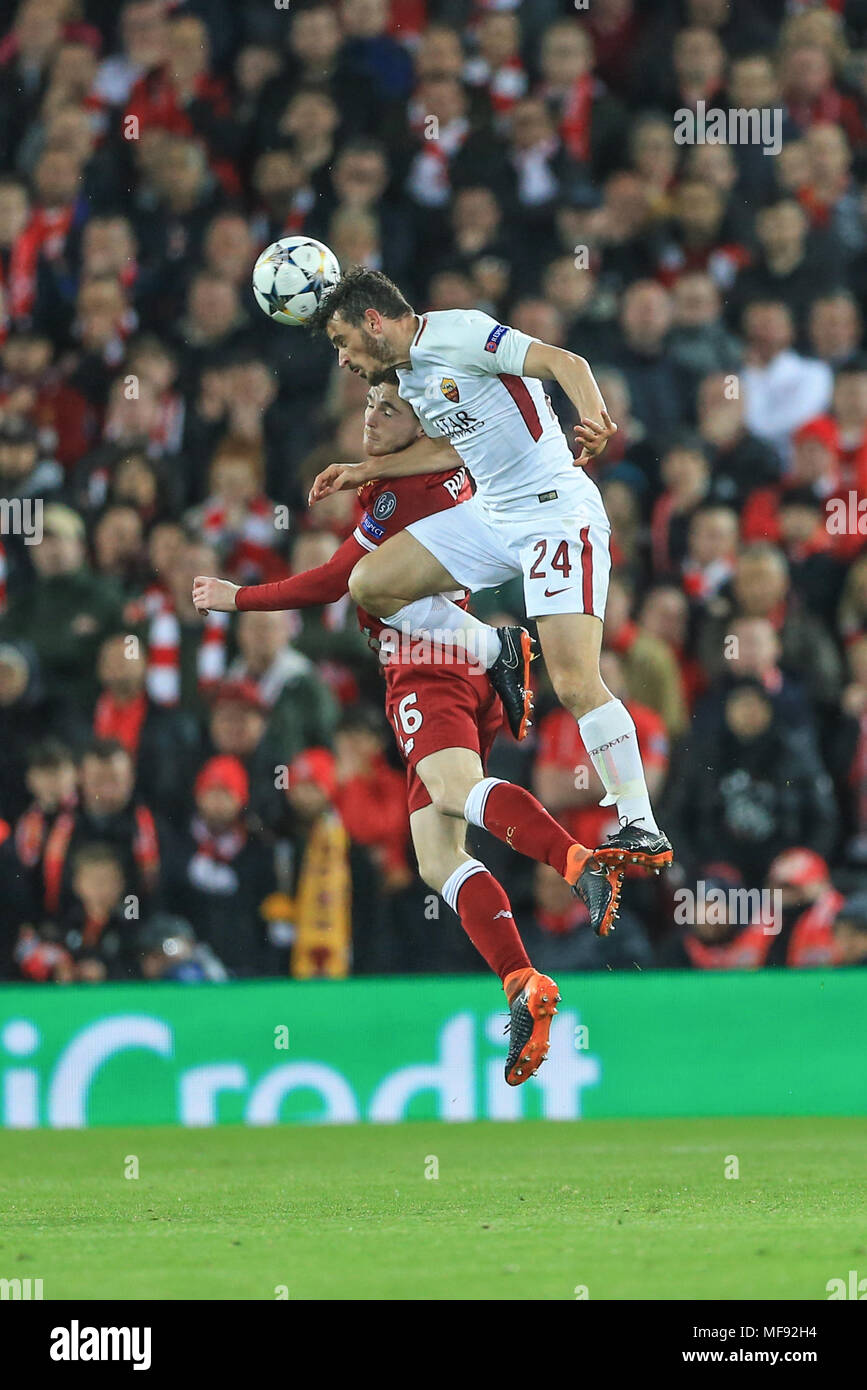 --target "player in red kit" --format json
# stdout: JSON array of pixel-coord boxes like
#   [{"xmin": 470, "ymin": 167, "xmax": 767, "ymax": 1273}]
[{"xmin": 193, "ymin": 378, "xmax": 623, "ymax": 1085}]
